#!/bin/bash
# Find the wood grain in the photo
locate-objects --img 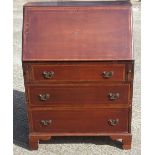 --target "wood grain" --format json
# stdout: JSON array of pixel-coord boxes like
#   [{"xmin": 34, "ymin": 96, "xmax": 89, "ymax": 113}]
[
  {"xmin": 31, "ymin": 108, "xmax": 129, "ymax": 133},
  {"xmin": 28, "ymin": 84, "xmax": 130, "ymax": 106},
  {"xmin": 31, "ymin": 63, "xmax": 126, "ymax": 82},
  {"xmin": 23, "ymin": 1, "xmax": 133, "ymax": 61}
]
